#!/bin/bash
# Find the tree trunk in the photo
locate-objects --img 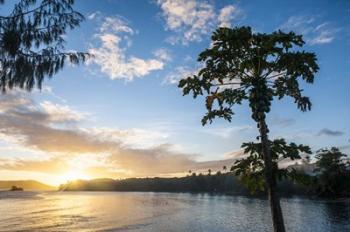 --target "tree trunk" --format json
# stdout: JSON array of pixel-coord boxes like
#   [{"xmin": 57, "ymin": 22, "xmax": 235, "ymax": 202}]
[{"xmin": 259, "ymin": 118, "xmax": 286, "ymax": 232}]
